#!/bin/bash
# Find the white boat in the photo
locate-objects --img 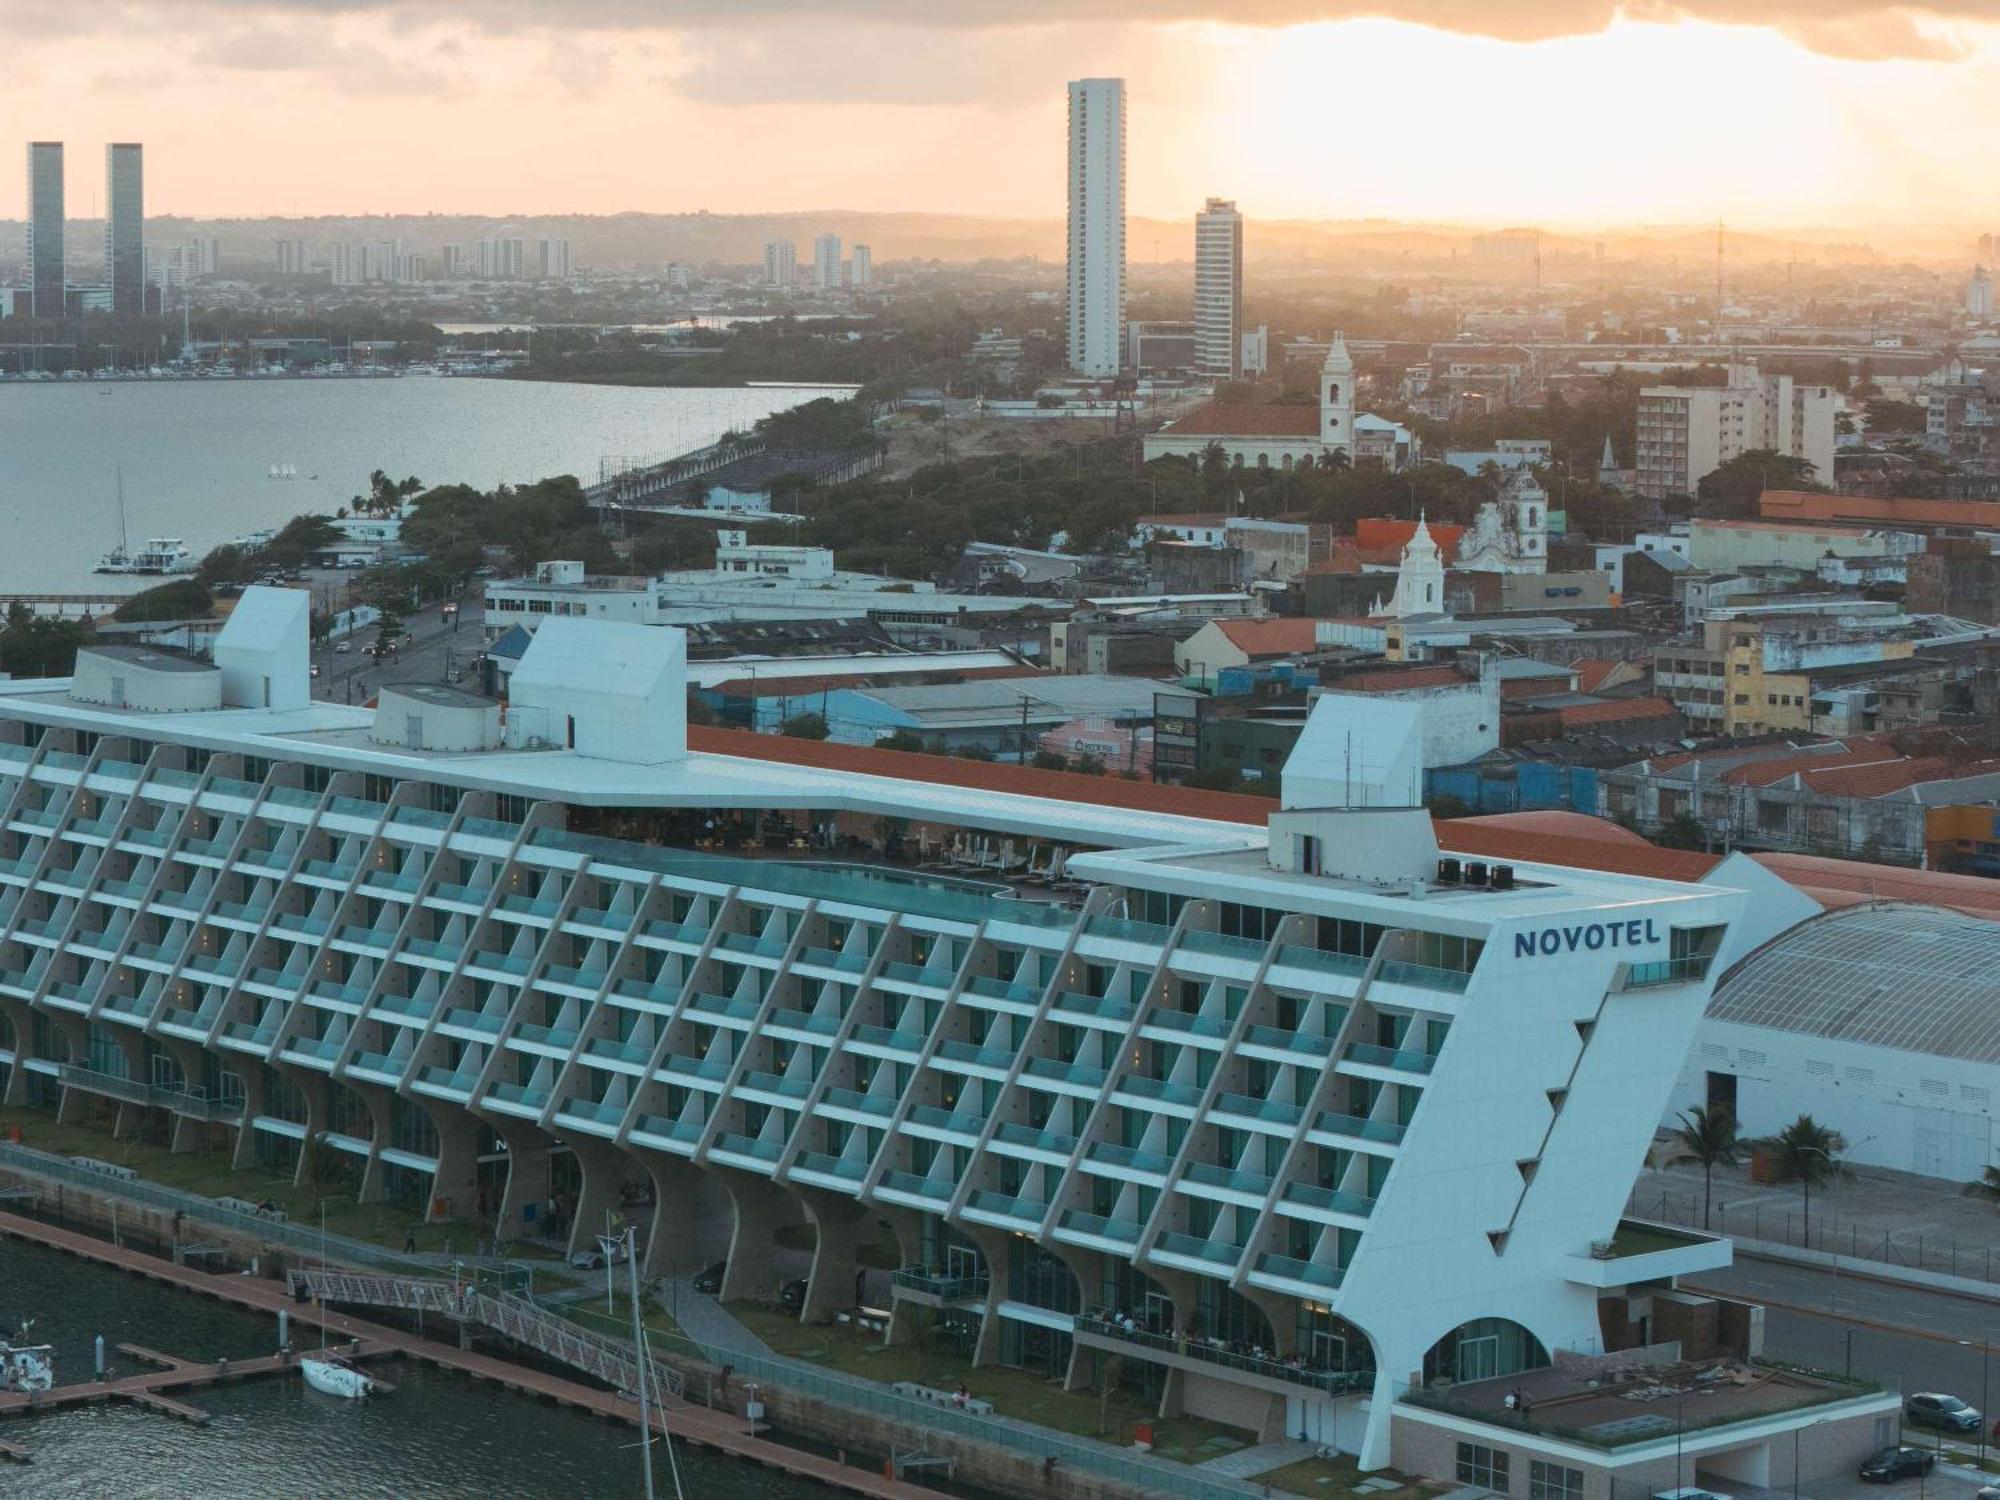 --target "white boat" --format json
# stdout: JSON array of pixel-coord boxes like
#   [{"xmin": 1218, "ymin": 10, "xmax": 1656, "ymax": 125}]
[
  {"xmin": 98, "ymin": 538, "xmax": 197, "ymax": 576},
  {"xmin": 2, "ymin": 1322, "xmax": 55, "ymax": 1393},
  {"xmin": 301, "ymin": 1355, "xmax": 377, "ymax": 1399}
]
